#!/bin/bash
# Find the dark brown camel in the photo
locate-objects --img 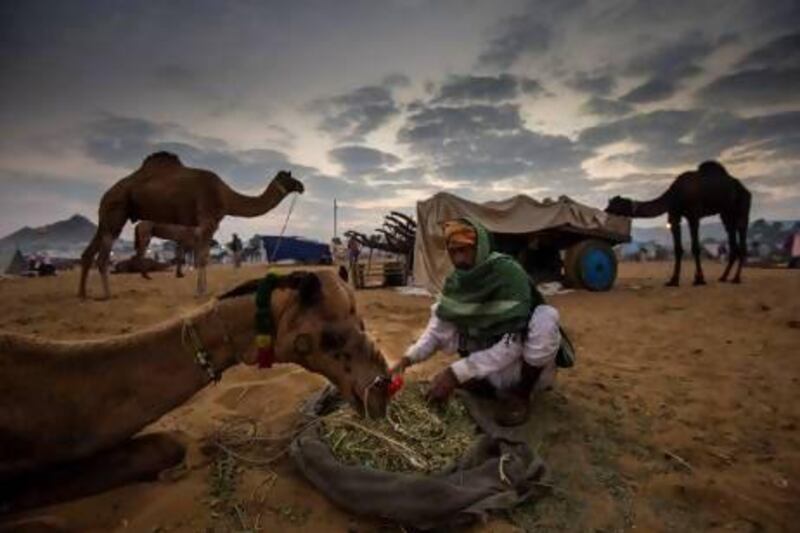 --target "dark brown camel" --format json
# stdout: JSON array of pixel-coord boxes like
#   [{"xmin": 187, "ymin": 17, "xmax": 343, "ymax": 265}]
[
  {"xmin": 79, "ymin": 151, "xmax": 304, "ymax": 299},
  {"xmin": 606, "ymin": 161, "xmax": 751, "ymax": 286}
]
